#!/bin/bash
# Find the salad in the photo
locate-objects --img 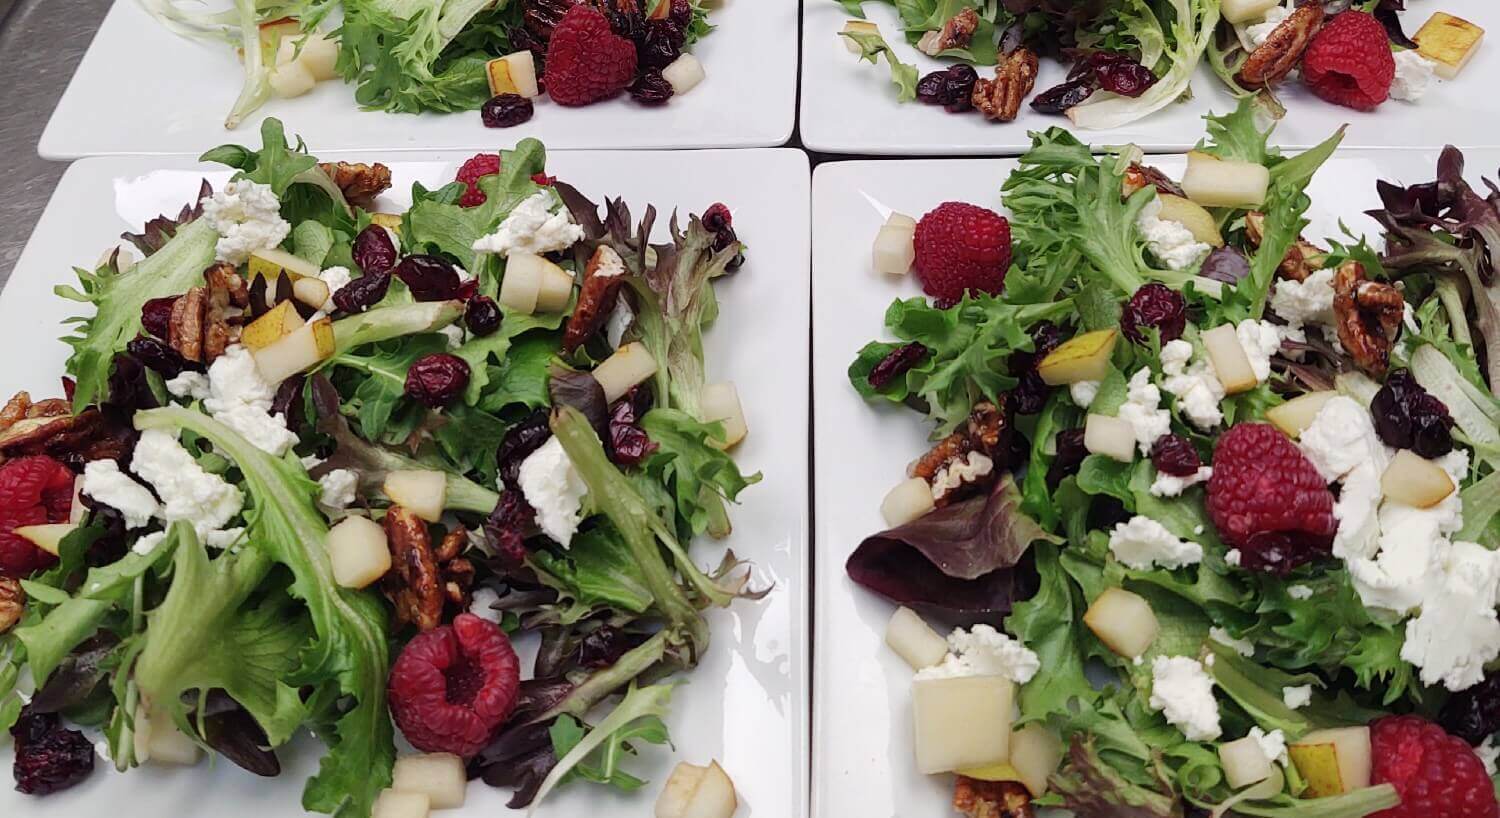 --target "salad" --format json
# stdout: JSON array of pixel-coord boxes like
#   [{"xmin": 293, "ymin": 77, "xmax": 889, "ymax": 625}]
[
  {"xmin": 848, "ymin": 99, "xmax": 1500, "ymax": 817},
  {"xmin": 0, "ymin": 119, "xmax": 759, "ymax": 818},
  {"xmin": 138, "ymin": 0, "xmax": 717, "ymax": 129},
  {"xmin": 835, "ymin": 0, "xmax": 1483, "ymax": 129}
]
